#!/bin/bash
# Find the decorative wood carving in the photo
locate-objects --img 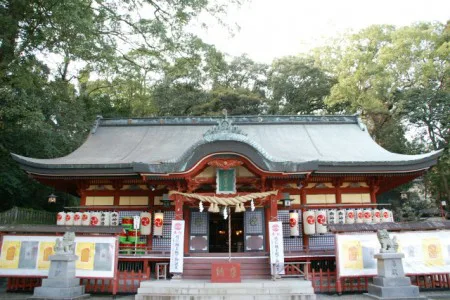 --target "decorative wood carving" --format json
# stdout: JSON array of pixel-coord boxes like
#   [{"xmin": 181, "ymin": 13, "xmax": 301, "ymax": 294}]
[{"xmin": 207, "ymin": 159, "xmax": 243, "ymax": 170}]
